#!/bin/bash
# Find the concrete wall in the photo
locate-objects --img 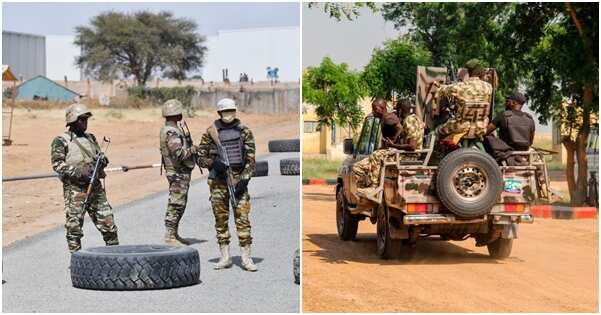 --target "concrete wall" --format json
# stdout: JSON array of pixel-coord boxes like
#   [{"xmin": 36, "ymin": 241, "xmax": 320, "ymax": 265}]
[{"xmin": 2, "ymin": 31, "xmax": 46, "ymax": 80}]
